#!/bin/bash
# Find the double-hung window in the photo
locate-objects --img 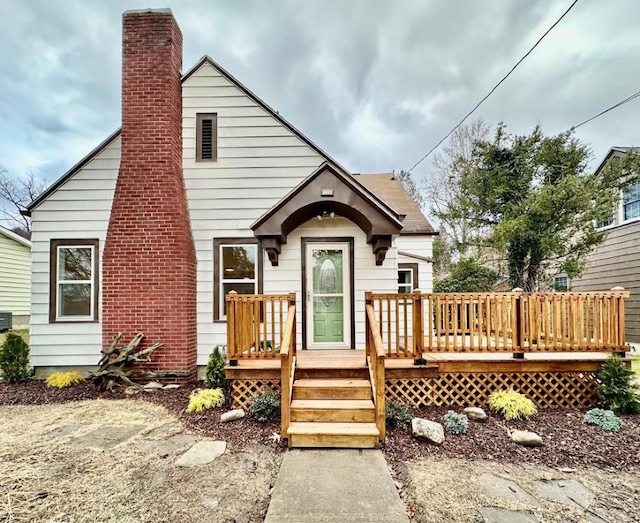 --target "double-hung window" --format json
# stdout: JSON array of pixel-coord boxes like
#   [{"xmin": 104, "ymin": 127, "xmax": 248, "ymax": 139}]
[
  {"xmin": 50, "ymin": 239, "xmax": 99, "ymax": 322},
  {"xmin": 214, "ymin": 238, "xmax": 261, "ymax": 320},
  {"xmin": 623, "ymin": 182, "xmax": 640, "ymax": 221},
  {"xmin": 398, "ymin": 263, "xmax": 419, "ymax": 293}
]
